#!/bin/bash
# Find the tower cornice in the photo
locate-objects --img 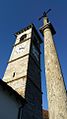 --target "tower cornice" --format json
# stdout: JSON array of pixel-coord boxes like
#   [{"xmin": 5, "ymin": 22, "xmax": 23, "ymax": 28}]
[{"xmin": 14, "ymin": 23, "xmax": 43, "ymax": 43}]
